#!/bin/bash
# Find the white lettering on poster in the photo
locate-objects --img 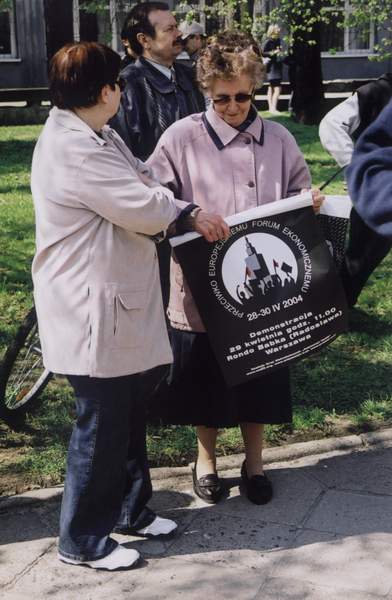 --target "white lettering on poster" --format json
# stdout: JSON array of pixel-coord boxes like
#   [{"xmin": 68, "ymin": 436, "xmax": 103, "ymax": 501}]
[
  {"xmin": 224, "ymin": 307, "xmax": 342, "ymax": 362},
  {"xmin": 210, "ymin": 280, "xmax": 244, "ymax": 318},
  {"xmin": 282, "ymin": 226, "xmax": 312, "ymax": 293}
]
